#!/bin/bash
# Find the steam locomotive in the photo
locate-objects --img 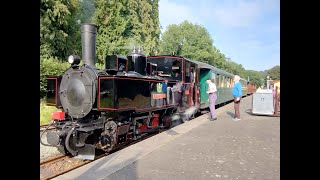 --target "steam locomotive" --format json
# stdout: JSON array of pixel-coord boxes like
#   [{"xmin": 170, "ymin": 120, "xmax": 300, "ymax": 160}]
[{"xmin": 41, "ymin": 23, "xmax": 255, "ymax": 160}]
